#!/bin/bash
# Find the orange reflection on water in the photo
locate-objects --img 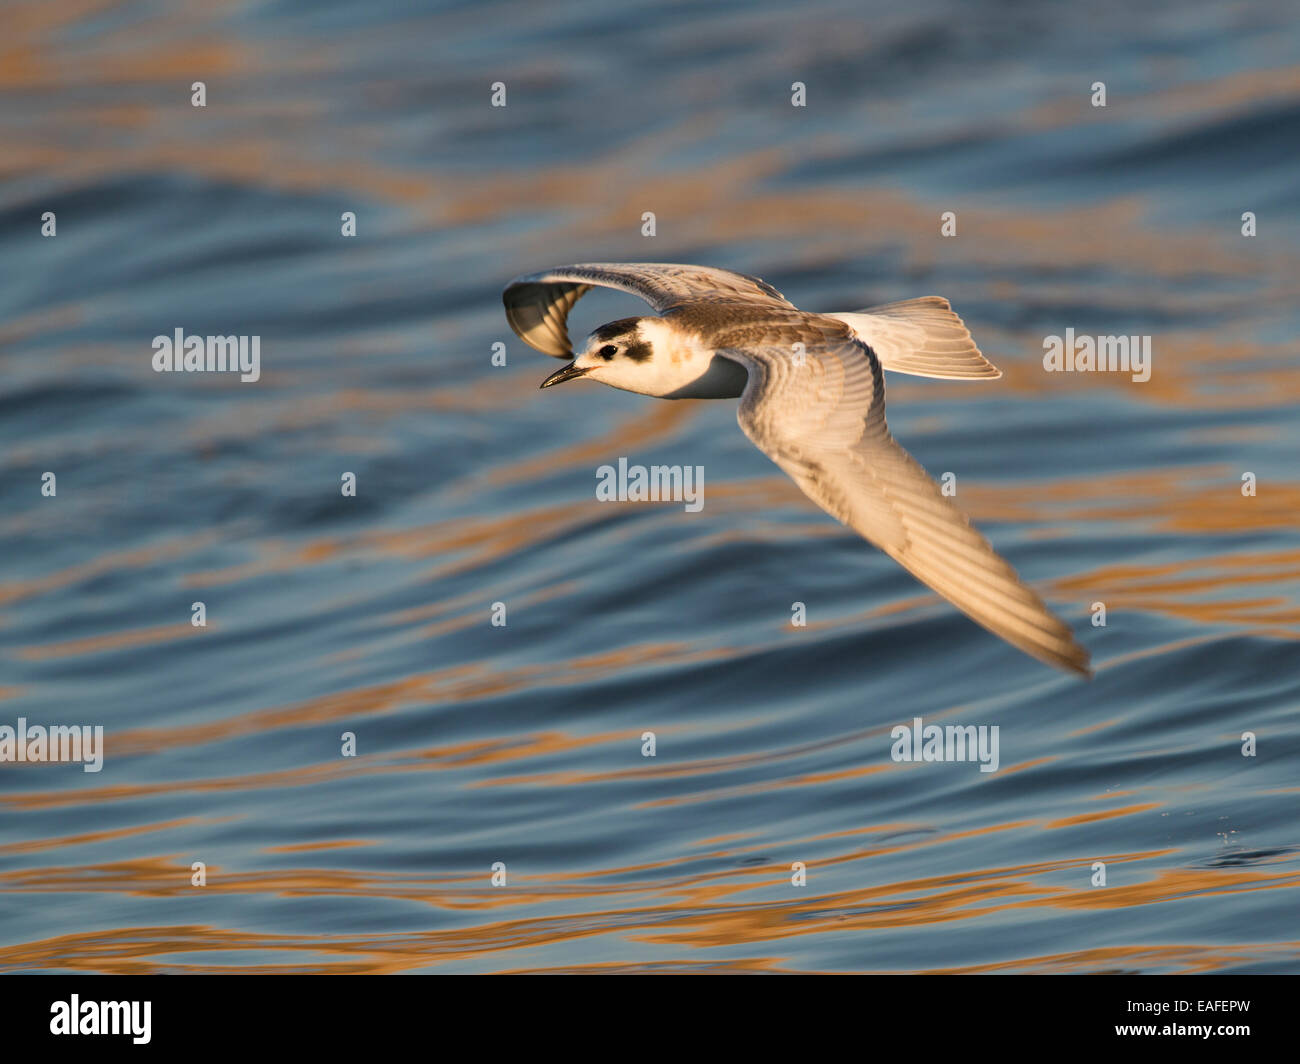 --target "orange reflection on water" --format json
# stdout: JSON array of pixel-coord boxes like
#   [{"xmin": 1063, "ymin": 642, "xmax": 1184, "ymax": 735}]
[
  {"xmin": 15, "ymin": 621, "xmax": 209, "ymax": 661},
  {"xmin": 1, "ymin": 794, "xmax": 1295, "ymax": 973}
]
